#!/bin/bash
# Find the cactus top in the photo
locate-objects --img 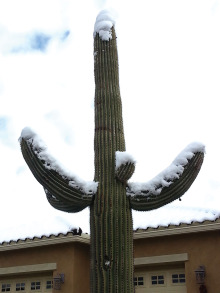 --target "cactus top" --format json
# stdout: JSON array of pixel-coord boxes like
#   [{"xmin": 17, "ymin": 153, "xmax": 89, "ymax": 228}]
[{"xmin": 93, "ymin": 9, "xmax": 116, "ymax": 41}]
